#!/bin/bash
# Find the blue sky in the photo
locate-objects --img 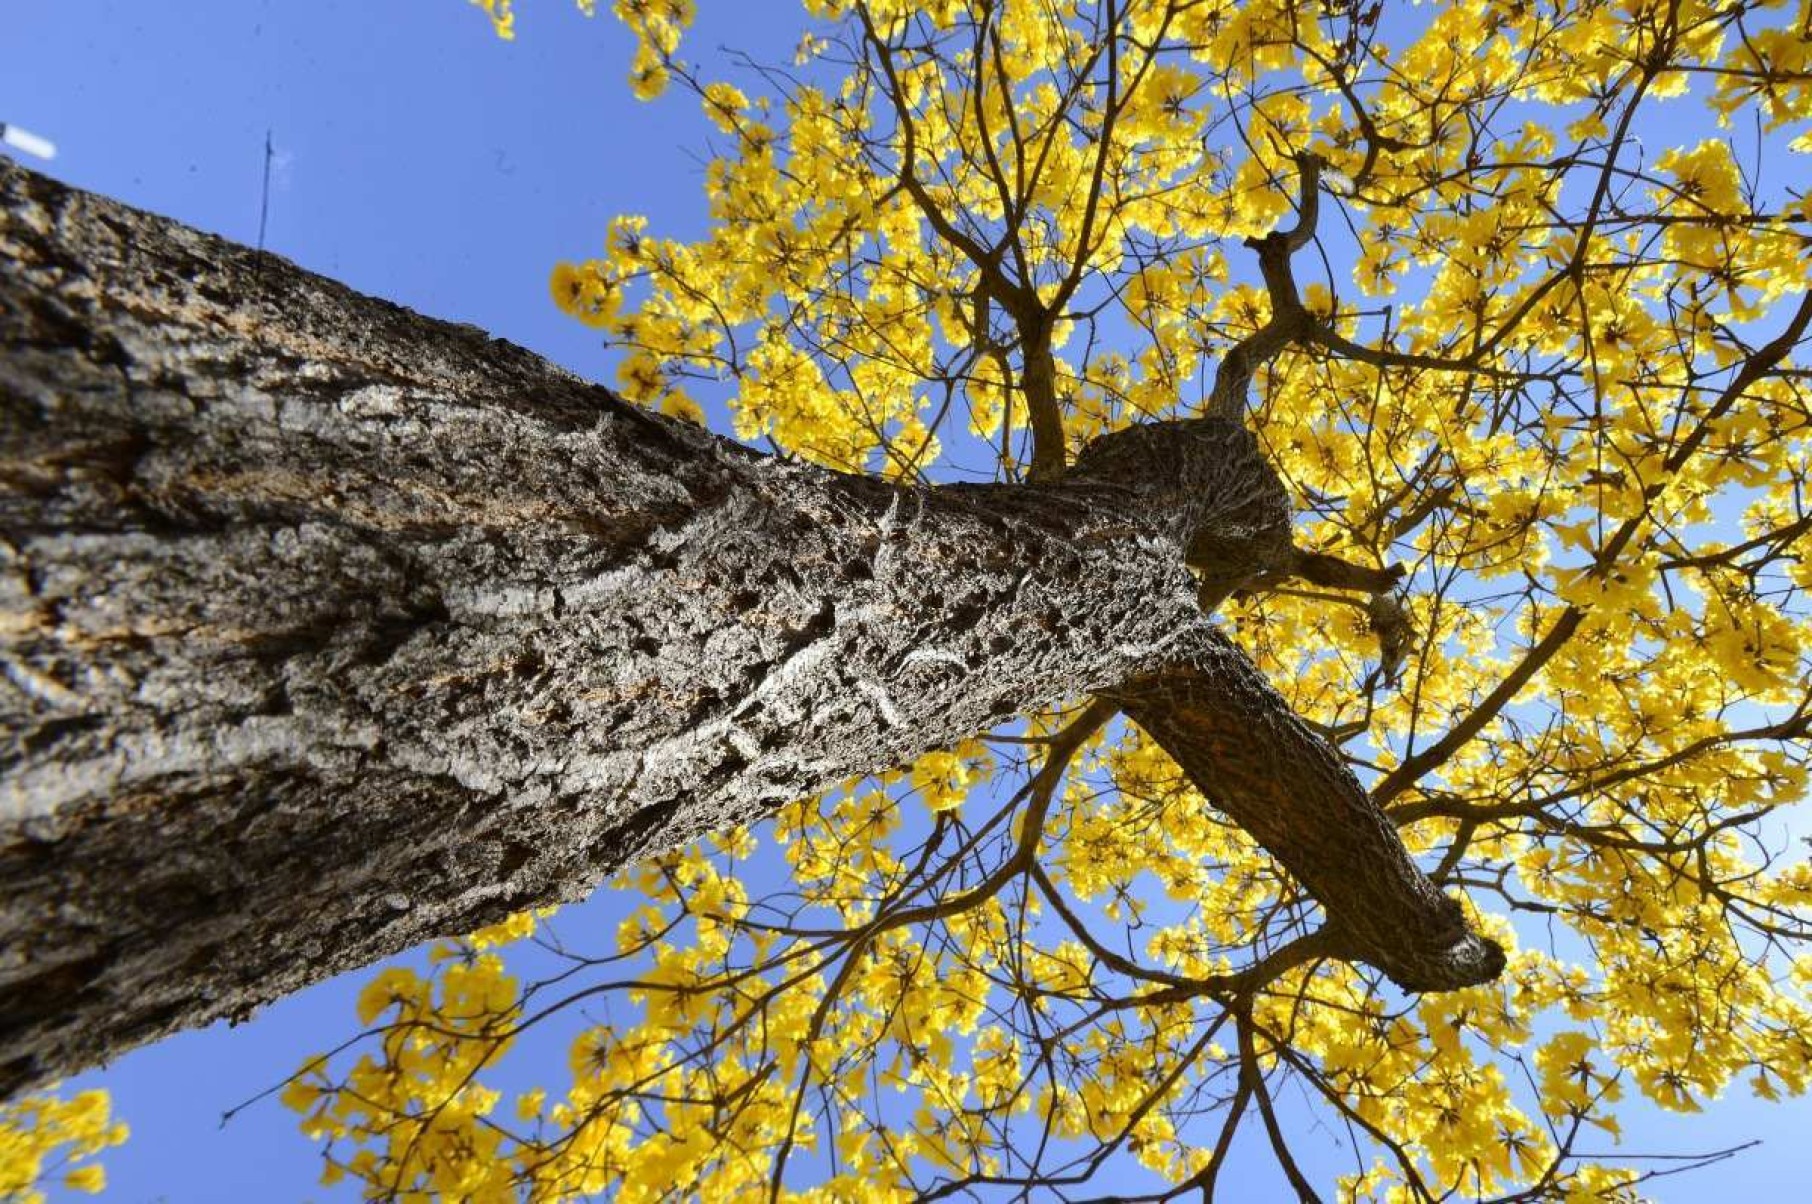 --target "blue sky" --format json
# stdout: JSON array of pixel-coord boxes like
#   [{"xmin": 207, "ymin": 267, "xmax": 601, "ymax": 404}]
[{"xmin": 5, "ymin": 1, "xmax": 1811, "ymax": 1199}]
